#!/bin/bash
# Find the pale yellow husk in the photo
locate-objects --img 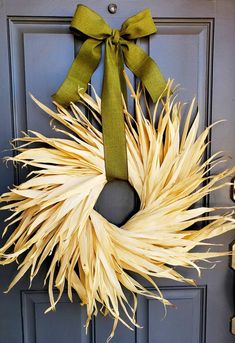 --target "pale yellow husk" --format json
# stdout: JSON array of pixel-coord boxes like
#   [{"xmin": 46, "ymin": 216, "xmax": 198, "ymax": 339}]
[{"xmin": 0, "ymin": 79, "xmax": 235, "ymax": 341}]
